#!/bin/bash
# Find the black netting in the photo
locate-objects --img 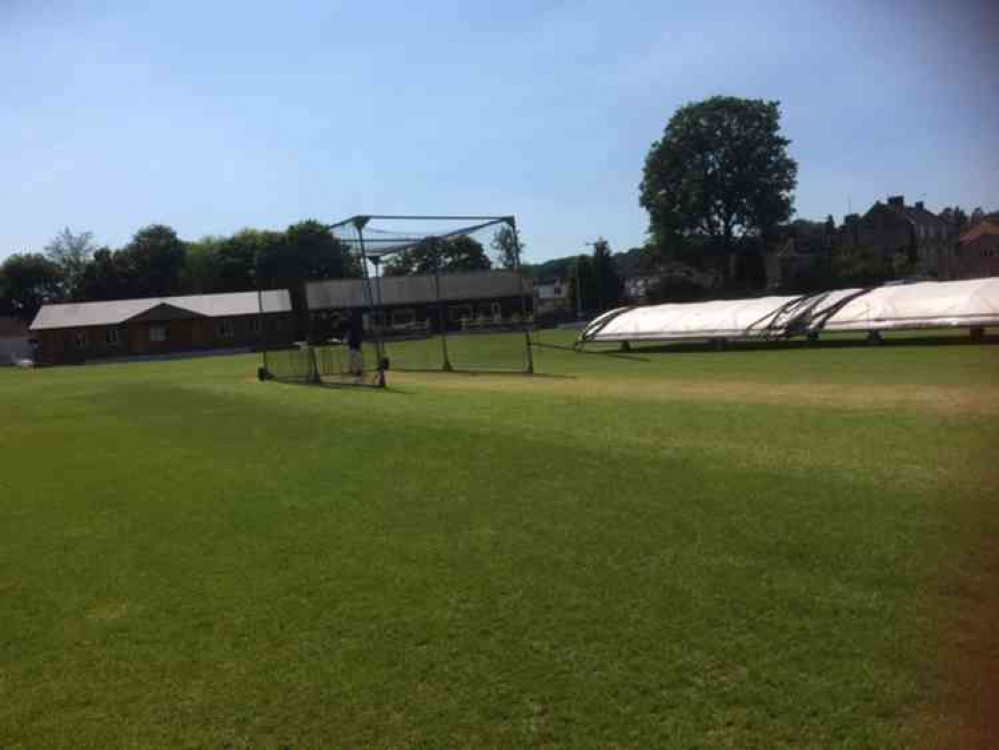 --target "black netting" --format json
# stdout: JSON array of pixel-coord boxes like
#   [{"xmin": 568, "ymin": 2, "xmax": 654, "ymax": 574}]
[
  {"xmin": 257, "ymin": 215, "xmax": 536, "ymax": 386},
  {"xmin": 321, "ymin": 216, "xmax": 536, "ymax": 375}
]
